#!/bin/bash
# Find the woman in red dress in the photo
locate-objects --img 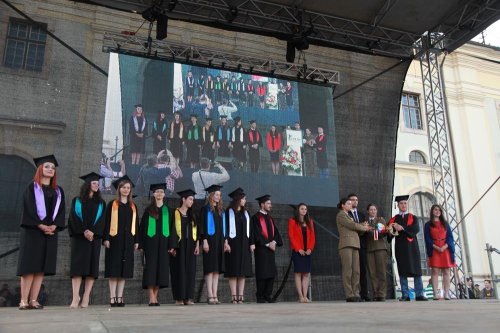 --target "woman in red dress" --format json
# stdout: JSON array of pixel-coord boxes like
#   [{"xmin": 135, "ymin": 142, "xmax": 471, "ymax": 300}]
[{"xmin": 424, "ymin": 204, "xmax": 455, "ymax": 300}]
